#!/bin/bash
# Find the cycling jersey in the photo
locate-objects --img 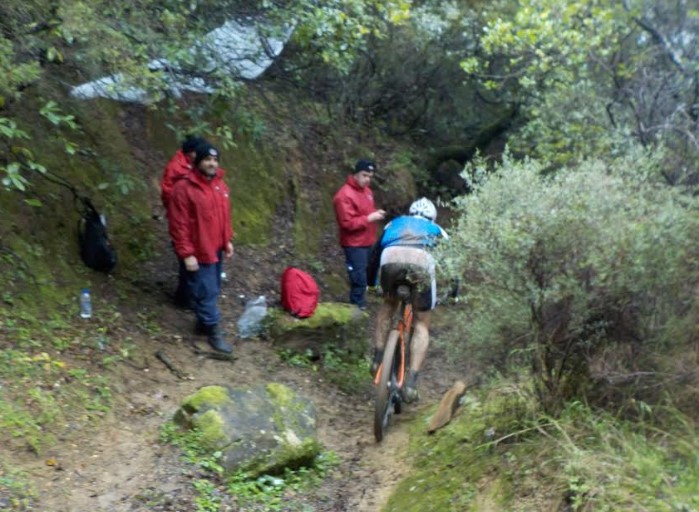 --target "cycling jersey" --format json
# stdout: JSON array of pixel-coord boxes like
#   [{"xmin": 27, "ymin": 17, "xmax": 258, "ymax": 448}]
[
  {"xmin": 379, "ymin": 215, "xmax": 448, "ymax": 248},
  {"xmin": 367, "ymin": 215, "xmax": 448, "ymax": 293}
]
